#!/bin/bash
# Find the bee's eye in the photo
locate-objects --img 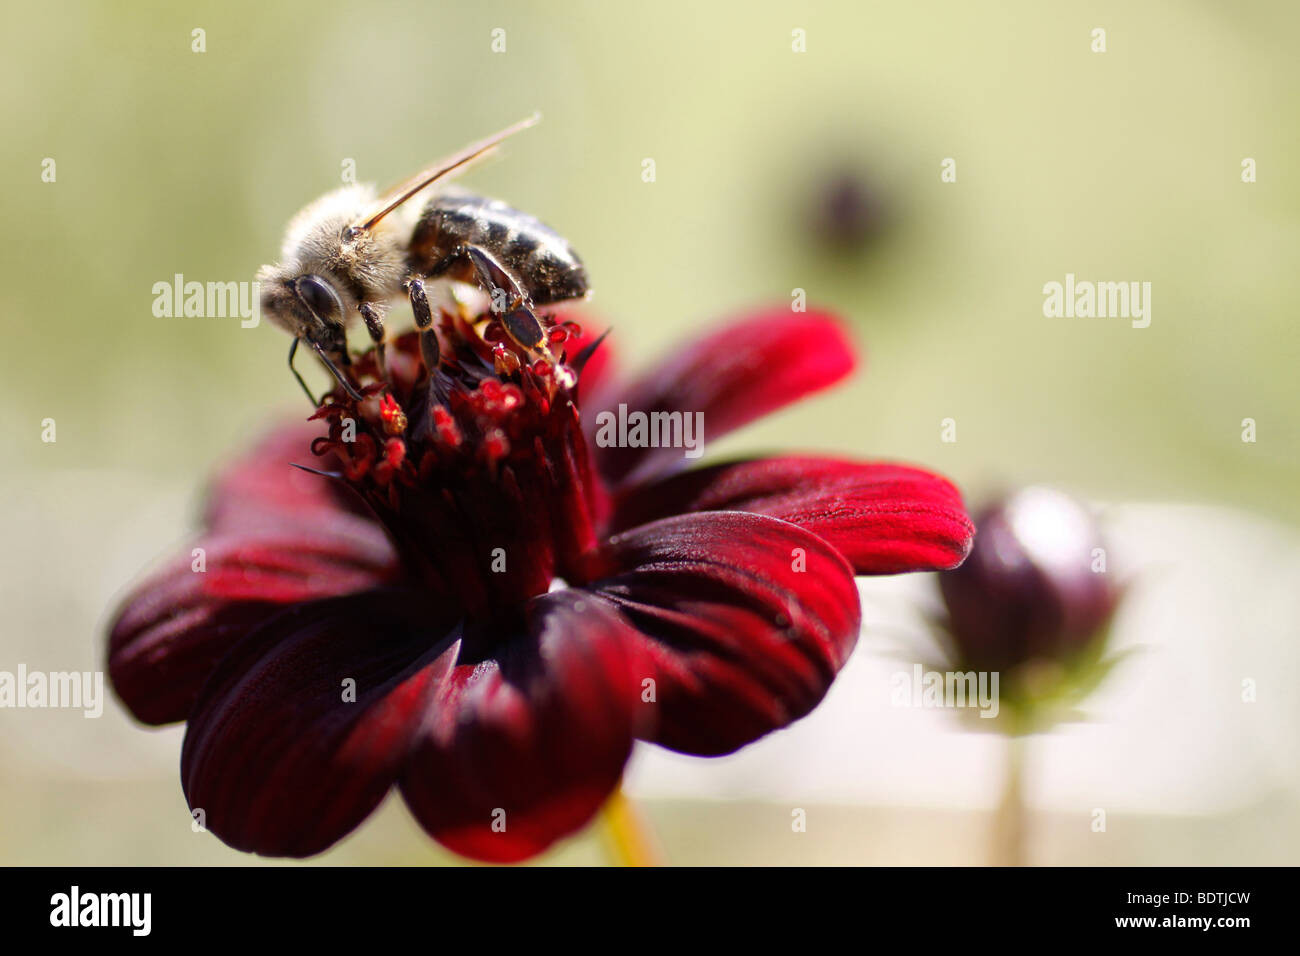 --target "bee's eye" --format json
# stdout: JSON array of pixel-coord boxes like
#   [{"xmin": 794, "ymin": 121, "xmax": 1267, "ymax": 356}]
[{"xmin": 294, "ymin": 275, "xmax": 341, "ymax": 321}]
